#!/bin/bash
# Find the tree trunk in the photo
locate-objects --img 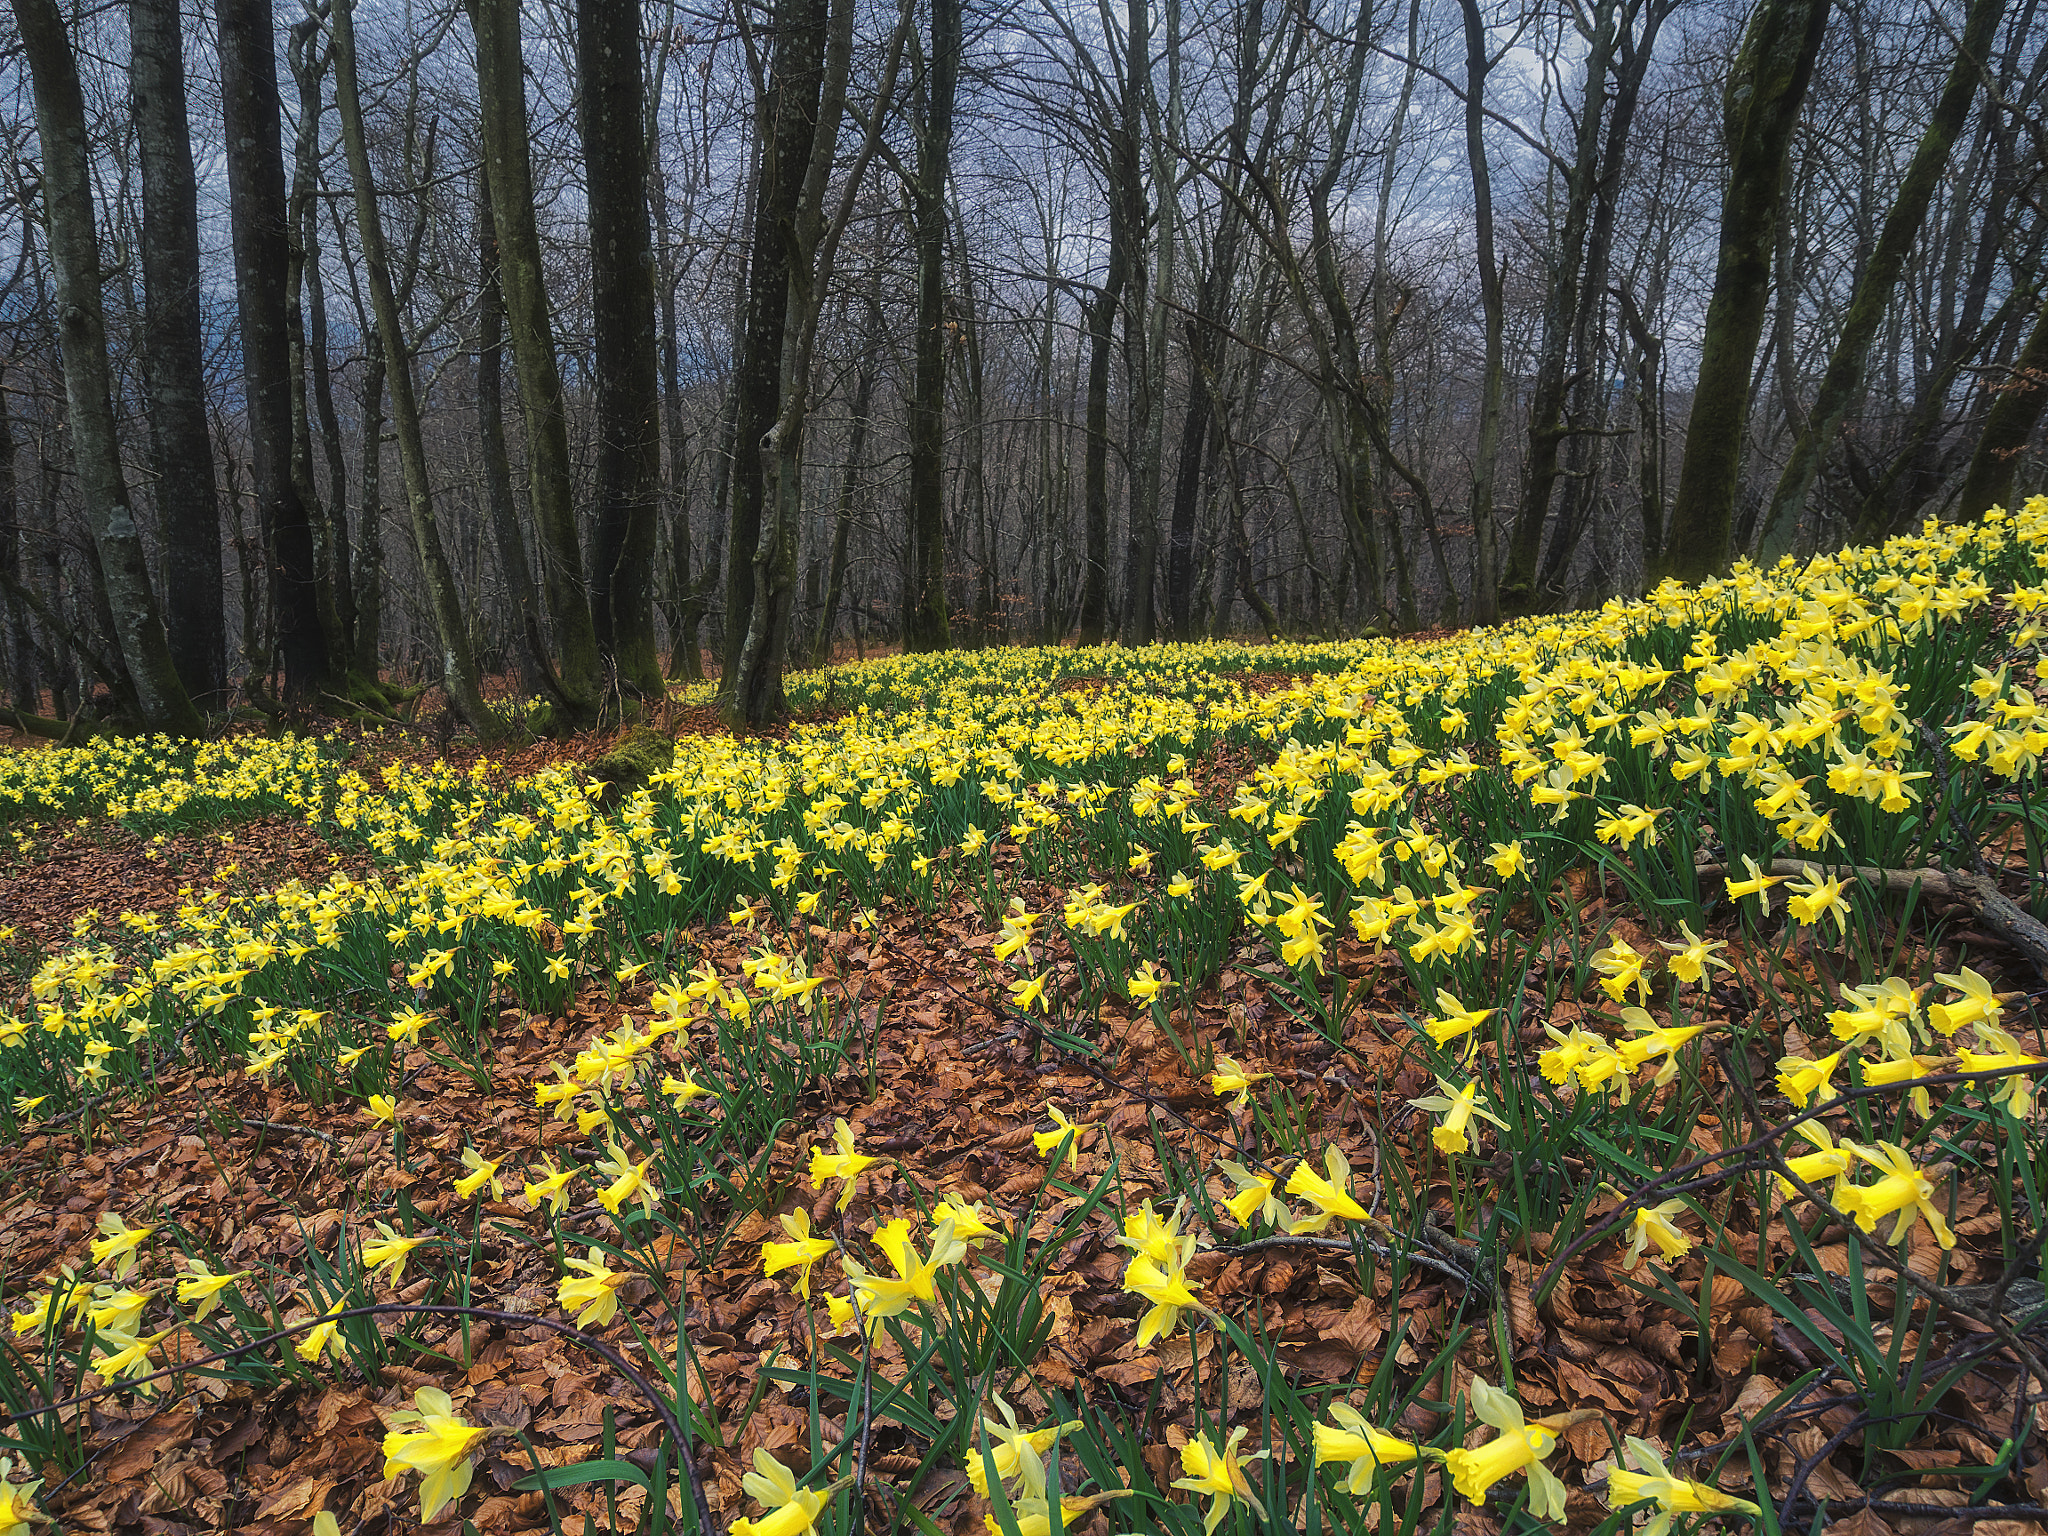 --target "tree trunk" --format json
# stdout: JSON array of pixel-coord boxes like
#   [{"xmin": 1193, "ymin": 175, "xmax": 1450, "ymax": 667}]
[
  {"xmin": 1661, "ymin": 0, "xmax": 1831, "ymax": 583},
  {"xmin": 651, "ymin": 134, "xmax": 698, "ymax": 682},
  {"xmin": 14, "ymin": 0, "xmax": 203, "ymax": 733},
  {"xmin": 478, "ymin": 181, "xmax": 557, "ymax": 700},
  {"xmin": 578, "ymin": 0, "xmax": 664, "ymax": 696},
  {"xmin": 0, "ymin": 374, "xmax": 31, "ymax": 710},
  {"xmin": 1953, "ymin": 292, "xmax": 2048, "ymax": 520},
  {"xmin": 729, "ymin": 0, "xmax": 905, "ymax": 724},
  {"xmin": 330, "ymin": 0, "xmax": 500, "ymax": 738},
  {"xmin": 725, "ymin": 0, "xmax": 829, "ymax": 685},
  {"xmin": 352, "ymin": 337, "xmax": 385, "ymax": 674},
  {"xmin": 467, "ymin": 0, "xmax": 602, "ymax": 722},
  {"xmin": 1459, "ymin": 0, "xmax": 1503, "ymax": 624},
  {"xmin": 285, "ymin": 14, "xmax": 348, "ymax": 663},
  {"xmin": 816, "ymin": 273, "xmax": 884, "ymax": 665},
  {"xmin": 130, "ymin": 0, "xmax": 225, "ymax": 707},
  {"xmin": 1078, "ymin": 145, "xmax": 1132, "ymax": 647},
  {"xmin": 217, "ymin": 0, "xmax": 333, "ymax": 701},
  {"xmin": 1755, "ymin": 0, "xmax": 2000, "ymax": 557},
  {"xmin": 902, "ymin": 0, "xmax": 959, "ymax": 653}
]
